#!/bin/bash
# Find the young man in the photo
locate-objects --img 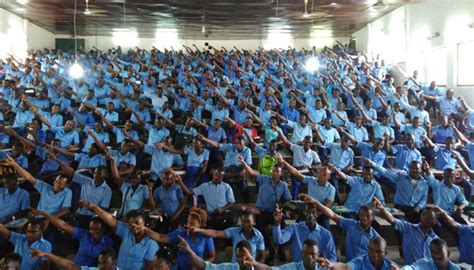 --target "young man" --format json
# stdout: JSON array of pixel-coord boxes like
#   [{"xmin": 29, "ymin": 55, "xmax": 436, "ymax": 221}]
[
  {"xmin": 0, "ymin": 219, "xmax": 52, "ymax": 270},
  {"xmin": 401, "ymin": 239, "xmax": 461, "ymax": 270},
  {"xmin": 30, "ymin": 248, "xmax": 118, "ymax": 270}
]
